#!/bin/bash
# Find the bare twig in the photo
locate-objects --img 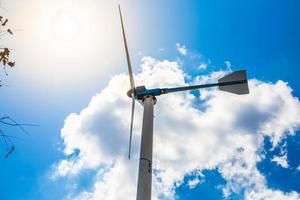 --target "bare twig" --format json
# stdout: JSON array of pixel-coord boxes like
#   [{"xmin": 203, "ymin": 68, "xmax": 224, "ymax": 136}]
[
  {"xmin": 0, "ymin": 116, "xmax": 37, "ymax": 158},
  {"xmin": 0, "ymin": 130, "xmax": 14, "ymax": 158},
  {"xmin": 0, "ymin": 116, "xmax": 38, "ymax": 136},
  {"xmin": 0, "ymin": 3, "xmax": 21, "ymax": 159}
]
